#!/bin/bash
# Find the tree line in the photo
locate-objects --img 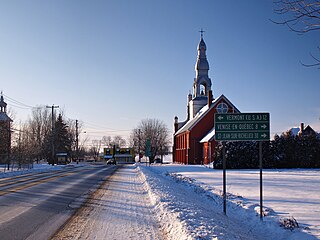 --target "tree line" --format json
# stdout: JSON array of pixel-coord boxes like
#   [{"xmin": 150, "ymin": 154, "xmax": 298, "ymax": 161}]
[
  {"xmin": 213, "ymin": 130, "xmax": 320, "ymax": 169},
  {"xmin": 4, "ymin": 106, "xmax": 171, "ymax": 169},
  {"xmin": 8, "ymin": 107, "xmax": 80, "ymax": 168}
]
